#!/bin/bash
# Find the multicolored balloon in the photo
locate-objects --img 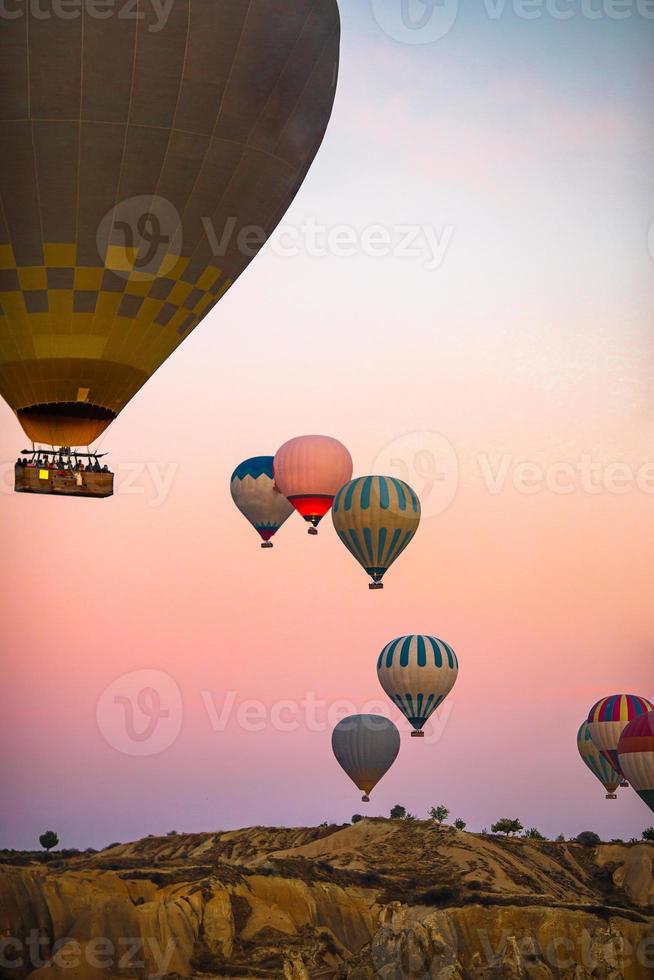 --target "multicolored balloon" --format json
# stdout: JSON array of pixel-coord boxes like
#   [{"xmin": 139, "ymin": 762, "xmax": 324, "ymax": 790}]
[
  {"xmin": 377, "ymin": 635, "xmax": 459, "ymax": 738},
  {"xmin": 332, "ymin": 476, "xmax": 421, "ymax": 588},
  {"xmin": 618, "ymin": 710, "xmax": 654, "ymax": 814},
  {"xmin": 230, "ymin": 457, "xmax": 294, "ymax": 548},
  {"xmin": 577, "ymin": 721, "xmax": 621, "ymax": 800},
  {"xmin": 273, "ymin": 435, "xmax": 353, "ymax": 534},
  {"xmin": 331, "ymin": 714, "xmax": 400, "ymax": 802},
  {"xmin": 587, "ymin": 695, "xmax": 653, "ymax": 780}
]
